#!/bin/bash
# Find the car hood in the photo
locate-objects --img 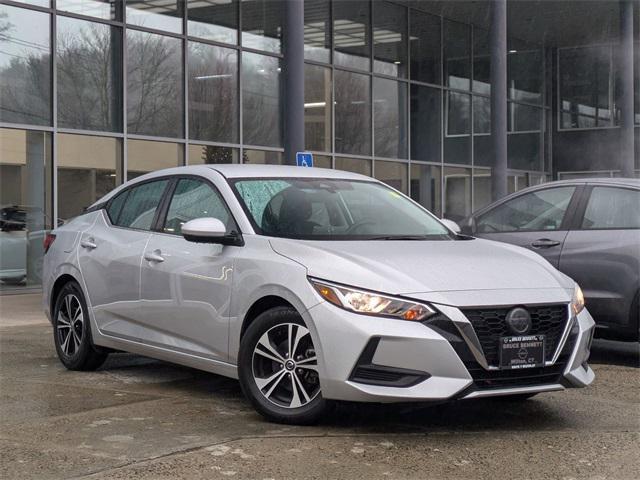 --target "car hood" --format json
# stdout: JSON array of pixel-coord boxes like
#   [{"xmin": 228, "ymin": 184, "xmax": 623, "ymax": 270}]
[{"xmin": 269, "ymin": 237, "xmax": 574, "ymax": 297}]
